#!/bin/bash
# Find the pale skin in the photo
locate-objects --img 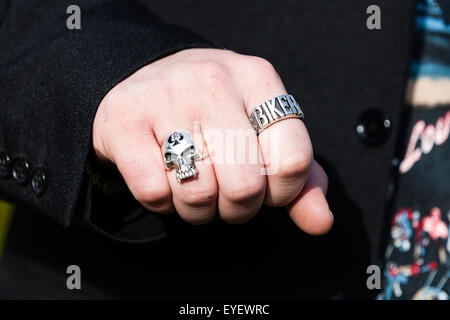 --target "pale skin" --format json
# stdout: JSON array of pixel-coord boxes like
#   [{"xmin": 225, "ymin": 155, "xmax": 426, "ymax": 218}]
[{"xmin": 93, "ymin": 48, "xmax": 333, "ymax": 235}]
